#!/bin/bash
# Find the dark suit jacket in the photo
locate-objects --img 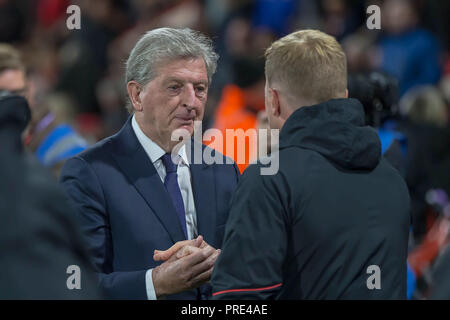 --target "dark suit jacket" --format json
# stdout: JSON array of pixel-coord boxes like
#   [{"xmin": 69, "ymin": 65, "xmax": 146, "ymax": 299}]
[{"xmin": 59, "ymin": 117, "xmax": 240, "ymax": 299}]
